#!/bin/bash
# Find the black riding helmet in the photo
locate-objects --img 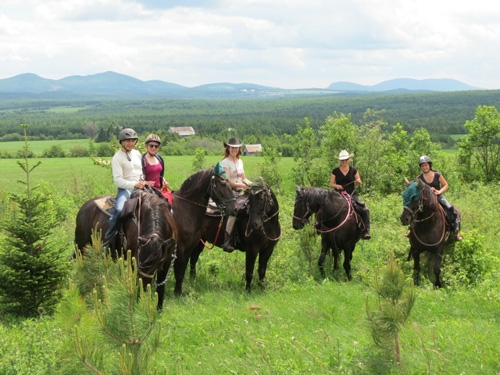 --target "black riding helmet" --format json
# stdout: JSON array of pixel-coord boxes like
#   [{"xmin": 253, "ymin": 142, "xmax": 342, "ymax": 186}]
[{"xmin": 418, "ymin": 155, "xmax": 432, "ymax": 168}]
